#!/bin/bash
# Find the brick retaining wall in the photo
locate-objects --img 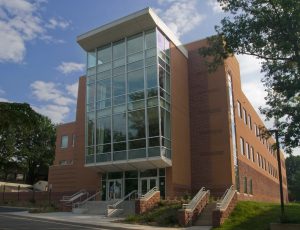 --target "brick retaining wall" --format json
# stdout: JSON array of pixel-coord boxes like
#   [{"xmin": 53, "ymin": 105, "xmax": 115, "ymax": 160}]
[
  {"xmin": 177, "ymin": 191, "xmax": 209, "ymax": 226},
  {"xmin": 135, "ymin": 191, "xmax": 160, "ymax": 214}
]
